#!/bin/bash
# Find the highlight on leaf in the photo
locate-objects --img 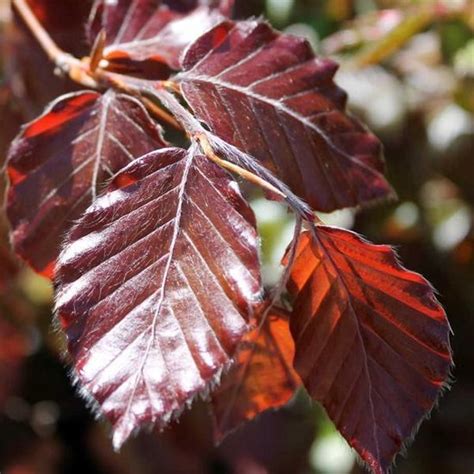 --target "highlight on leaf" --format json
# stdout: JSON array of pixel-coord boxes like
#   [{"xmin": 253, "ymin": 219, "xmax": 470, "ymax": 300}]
[
  {"xmin": 178, "ymin": 20, "xmax": 395, "ymax": 212},
  {"xmin": 55, "ymin": 145, "xmax": 262, "ymax": 449},
  {"xmin": 211, "ymin": 306, "xmax": 301, "ymax": 443},
  {"xmin": 86, "ymin": 0, "xmax": 230, "ymax": 77},
  {"xmin": 284, "ymin": 225, "xmax": 452, "ymax": 473},
  {"xmin": 6, "ymin": 89, "xmax": 165, "ymax": 277}
]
